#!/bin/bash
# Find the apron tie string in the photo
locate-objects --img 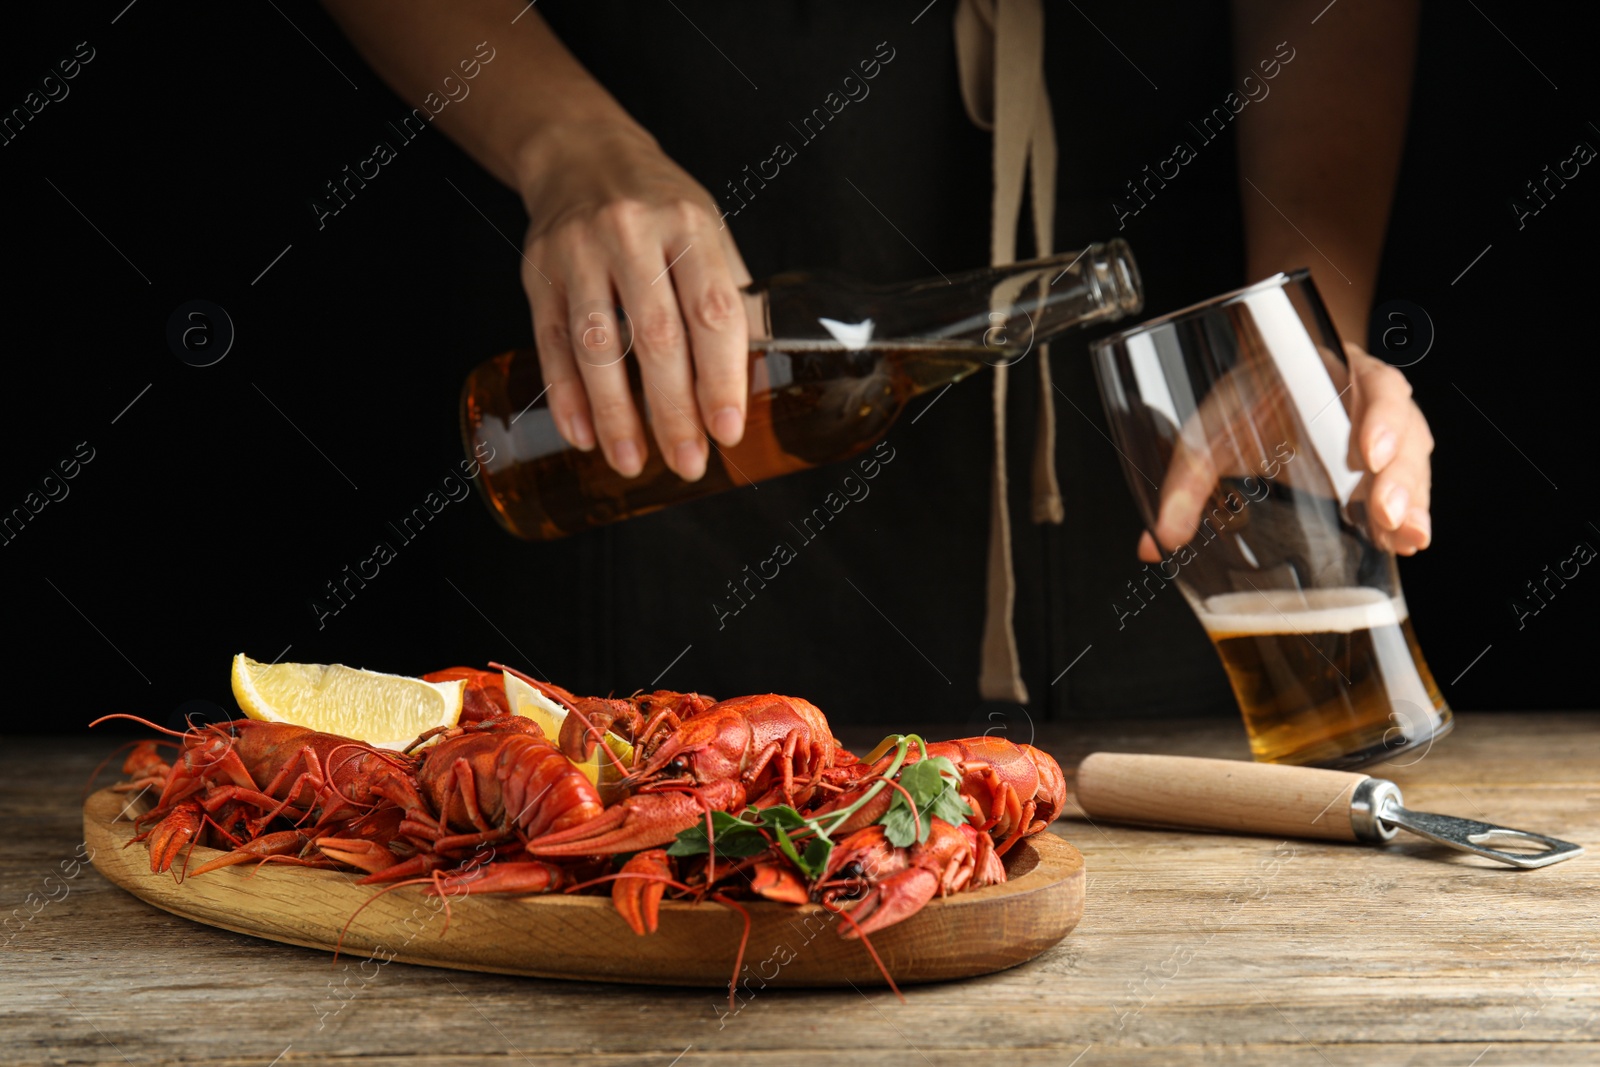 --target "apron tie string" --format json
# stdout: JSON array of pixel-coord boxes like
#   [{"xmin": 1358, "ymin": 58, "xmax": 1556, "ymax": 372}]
[{"xmin": 955, "ymin": 0, "xmax": 1061, "ymax": 704}]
